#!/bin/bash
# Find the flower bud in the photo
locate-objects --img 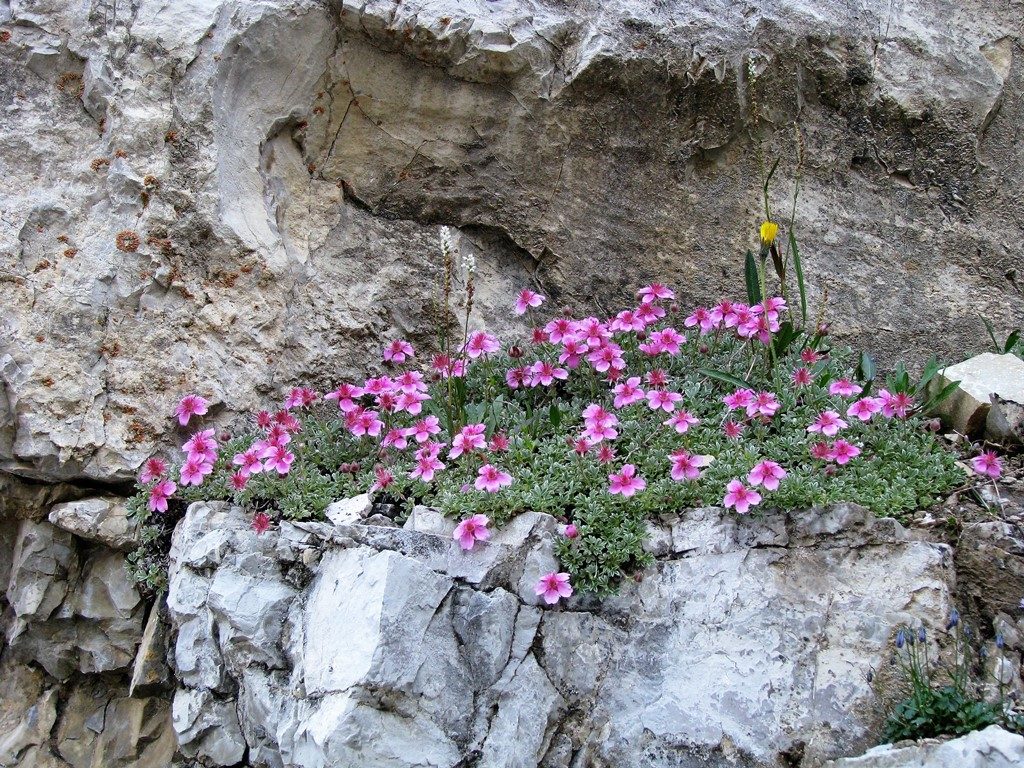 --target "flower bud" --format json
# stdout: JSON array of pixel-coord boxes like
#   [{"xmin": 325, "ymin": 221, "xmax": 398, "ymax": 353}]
[
  {"xmin": 508, "ymin": 345, "xmax": 524, "ymax": 359},
  {"xmin": 895, "ymin": 629, "xmax": 906, "ymax": 648},
  {"xmin": 563, "ymin": 523, "xmax": 579, "ymax": 539},
  {"xmin": 996, "ymin": 633, "xmax": 1005, "ymax": 649},
  {"xmin": 946, "ymin": 609, "xmax": 960, "ymax": 630}
]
